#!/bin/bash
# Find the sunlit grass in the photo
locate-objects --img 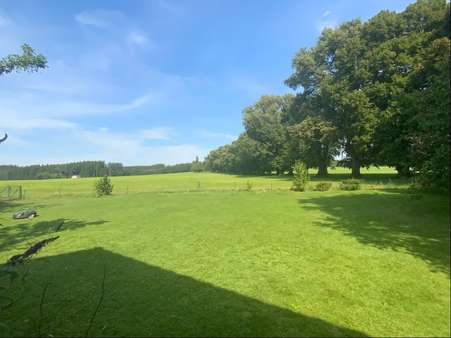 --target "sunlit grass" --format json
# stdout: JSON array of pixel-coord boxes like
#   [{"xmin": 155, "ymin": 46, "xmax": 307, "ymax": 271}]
[
  {"xmin": 0, "ymin": 166, "xmax": 405, "ymax": 199},
  {"xmin": 0, "ymin": 169, "xmax": 448, "ymax": 336}
]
